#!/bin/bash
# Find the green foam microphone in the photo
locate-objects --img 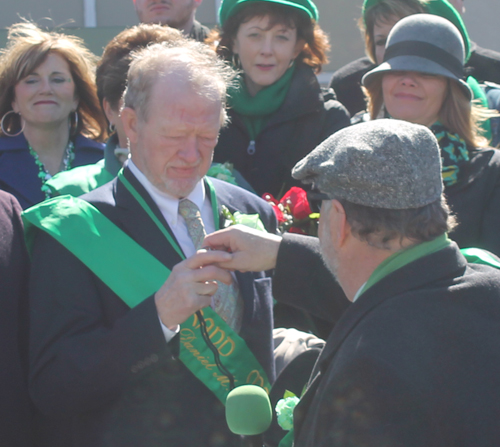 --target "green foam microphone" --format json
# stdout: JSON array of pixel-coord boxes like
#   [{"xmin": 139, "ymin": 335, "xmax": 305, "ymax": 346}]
[{"xmin": 225, "ymin": 385, "xmax": 272, "ymax": 436}]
